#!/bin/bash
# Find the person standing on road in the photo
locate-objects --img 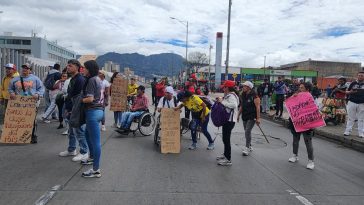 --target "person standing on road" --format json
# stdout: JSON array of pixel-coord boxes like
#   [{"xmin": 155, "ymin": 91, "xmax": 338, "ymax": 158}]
[
  {"xmin": 9, "ymin": 64, "xmax": 44, "ymax": 143},
  {"xmin": 273, "ymin": 76, "xmax": 287, "ymax": 118},
  {"xmin": 154, "ymin": 78, "xmax": 166, "ymax": 115},
  {"xmin": 288, "ymin": 82, "xmax": 315, "ymax": 170},
  {"xmin": 59, "ymin": 59, "xmax": 89, "ymax": 162},
  {"xmin": 175, "ymin": 90, "xmax": 215, "ymax": 150},
  {"xmin": 332, "ymin": 77, "xmax": 347, "ymax": 100},
  {"xmin": 237, "ymin": 81, "xmax": 261, "ymax": 156},
  {"xmin": 151, "ymin": 77, "xmax": 157, "ymax": 105},
  {"xmin": 258, "ymin": 79, "xmax": 273, "ymax": 114},
  {"xmin": 344, "ymin": 72, "xmax": 364, "ymax": 138},
  {"xmin": 0, "ymin": 63, "xmax": 19, "ymax": 109},
  {"xmin": 216, "ymin": 80, "xmax": 239, "ymax": 166},
  {"xmin": 42, "ymin": 64, "xmax": 62, "ymax": 123},
  {"xmin": 43, "ymin": 64, "xmax": 62, "ymax": 121},
  {"xmin": 81, "ymin": 60, "xmax": 104, "ymax": 178},
  {"xmin": 110, "ymin": 71, "xmax": 120, "ymax": 127},
  {"xmin": 98, "ymin": 70, "xmax": 110, "ymax": 131},
  {"xmin": 53, "ymin": 72, "xmax": 68, "ymax": 129}
]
